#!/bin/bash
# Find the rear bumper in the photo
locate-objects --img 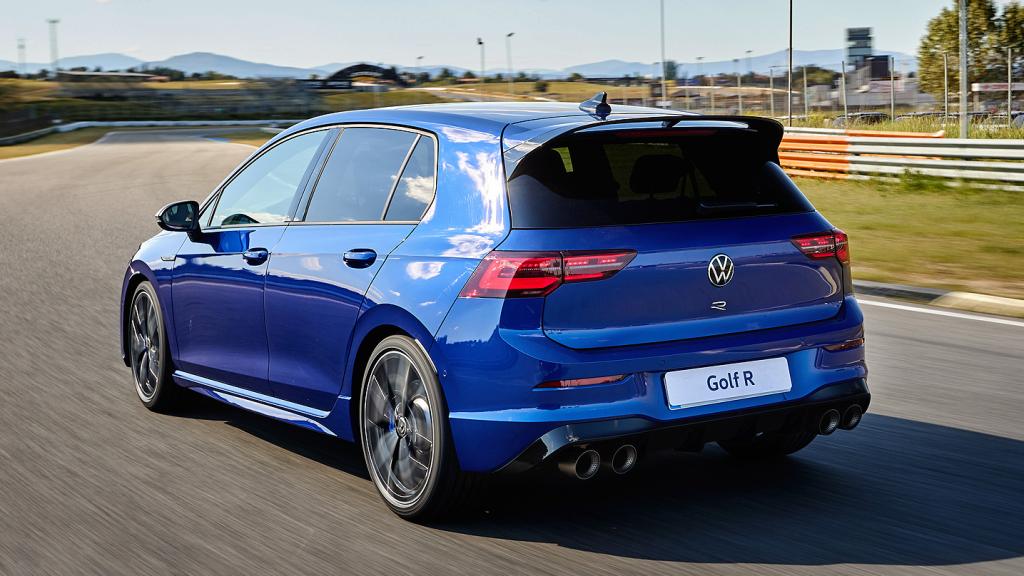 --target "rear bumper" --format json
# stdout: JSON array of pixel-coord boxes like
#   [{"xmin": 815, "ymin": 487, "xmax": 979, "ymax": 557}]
[
  {"xmin": 499, "ymin": 377, "xmax": 869, "ymax": 473},
  {"xmin": 434, "ymin": 295, "xmax": 867, "ymax": 473}
]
